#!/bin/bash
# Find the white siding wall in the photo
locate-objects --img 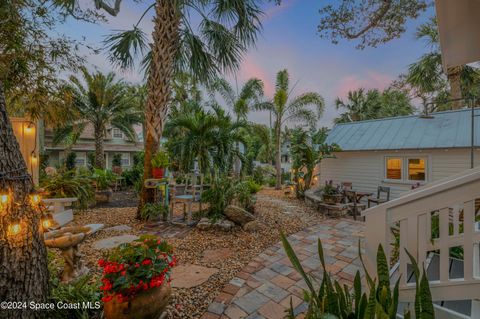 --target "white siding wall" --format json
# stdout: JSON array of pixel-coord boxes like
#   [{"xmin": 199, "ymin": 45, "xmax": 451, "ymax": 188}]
[{"xmin": 319, "ymin": 148, "xmax": 480, "ymax": 200}]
